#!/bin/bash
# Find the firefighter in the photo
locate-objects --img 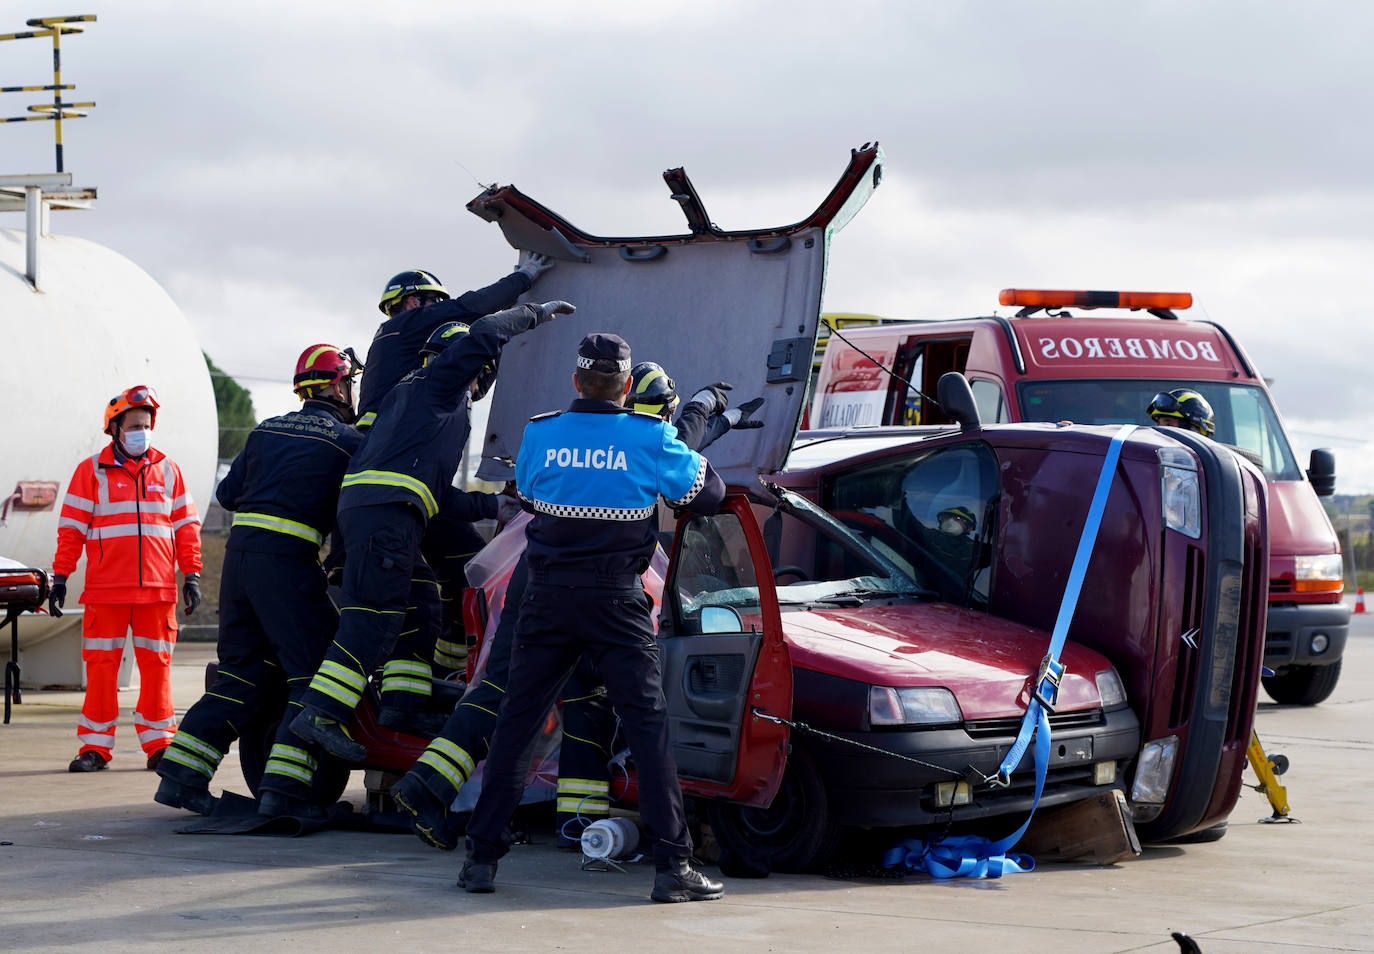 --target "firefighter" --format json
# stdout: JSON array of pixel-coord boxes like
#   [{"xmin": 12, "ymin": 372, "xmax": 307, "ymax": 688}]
[
  {"xmin": 358, "ymin": 256, "xmax": 552, "ymax": 428},
  {"xmin": 388, "ymin": 360, "xmax": 763, "ymax": 852},
  {"xmin": 1147, "ymin": 389, "xmax": 1216, "ymax": 437},
  {"xmin": 456, "ymin": 332, "xmax": 727, "ymax": 903},
  {"xmin": 153, "ymin": 345, "xmax": 362, "ymax": 815},
  {"xmin": 50, "ymin": 386, "xmax": 202, "ymax": 773},
  {"xmin": 277, "ymin": 301, "xmax": 574, "ymax": 819}
]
